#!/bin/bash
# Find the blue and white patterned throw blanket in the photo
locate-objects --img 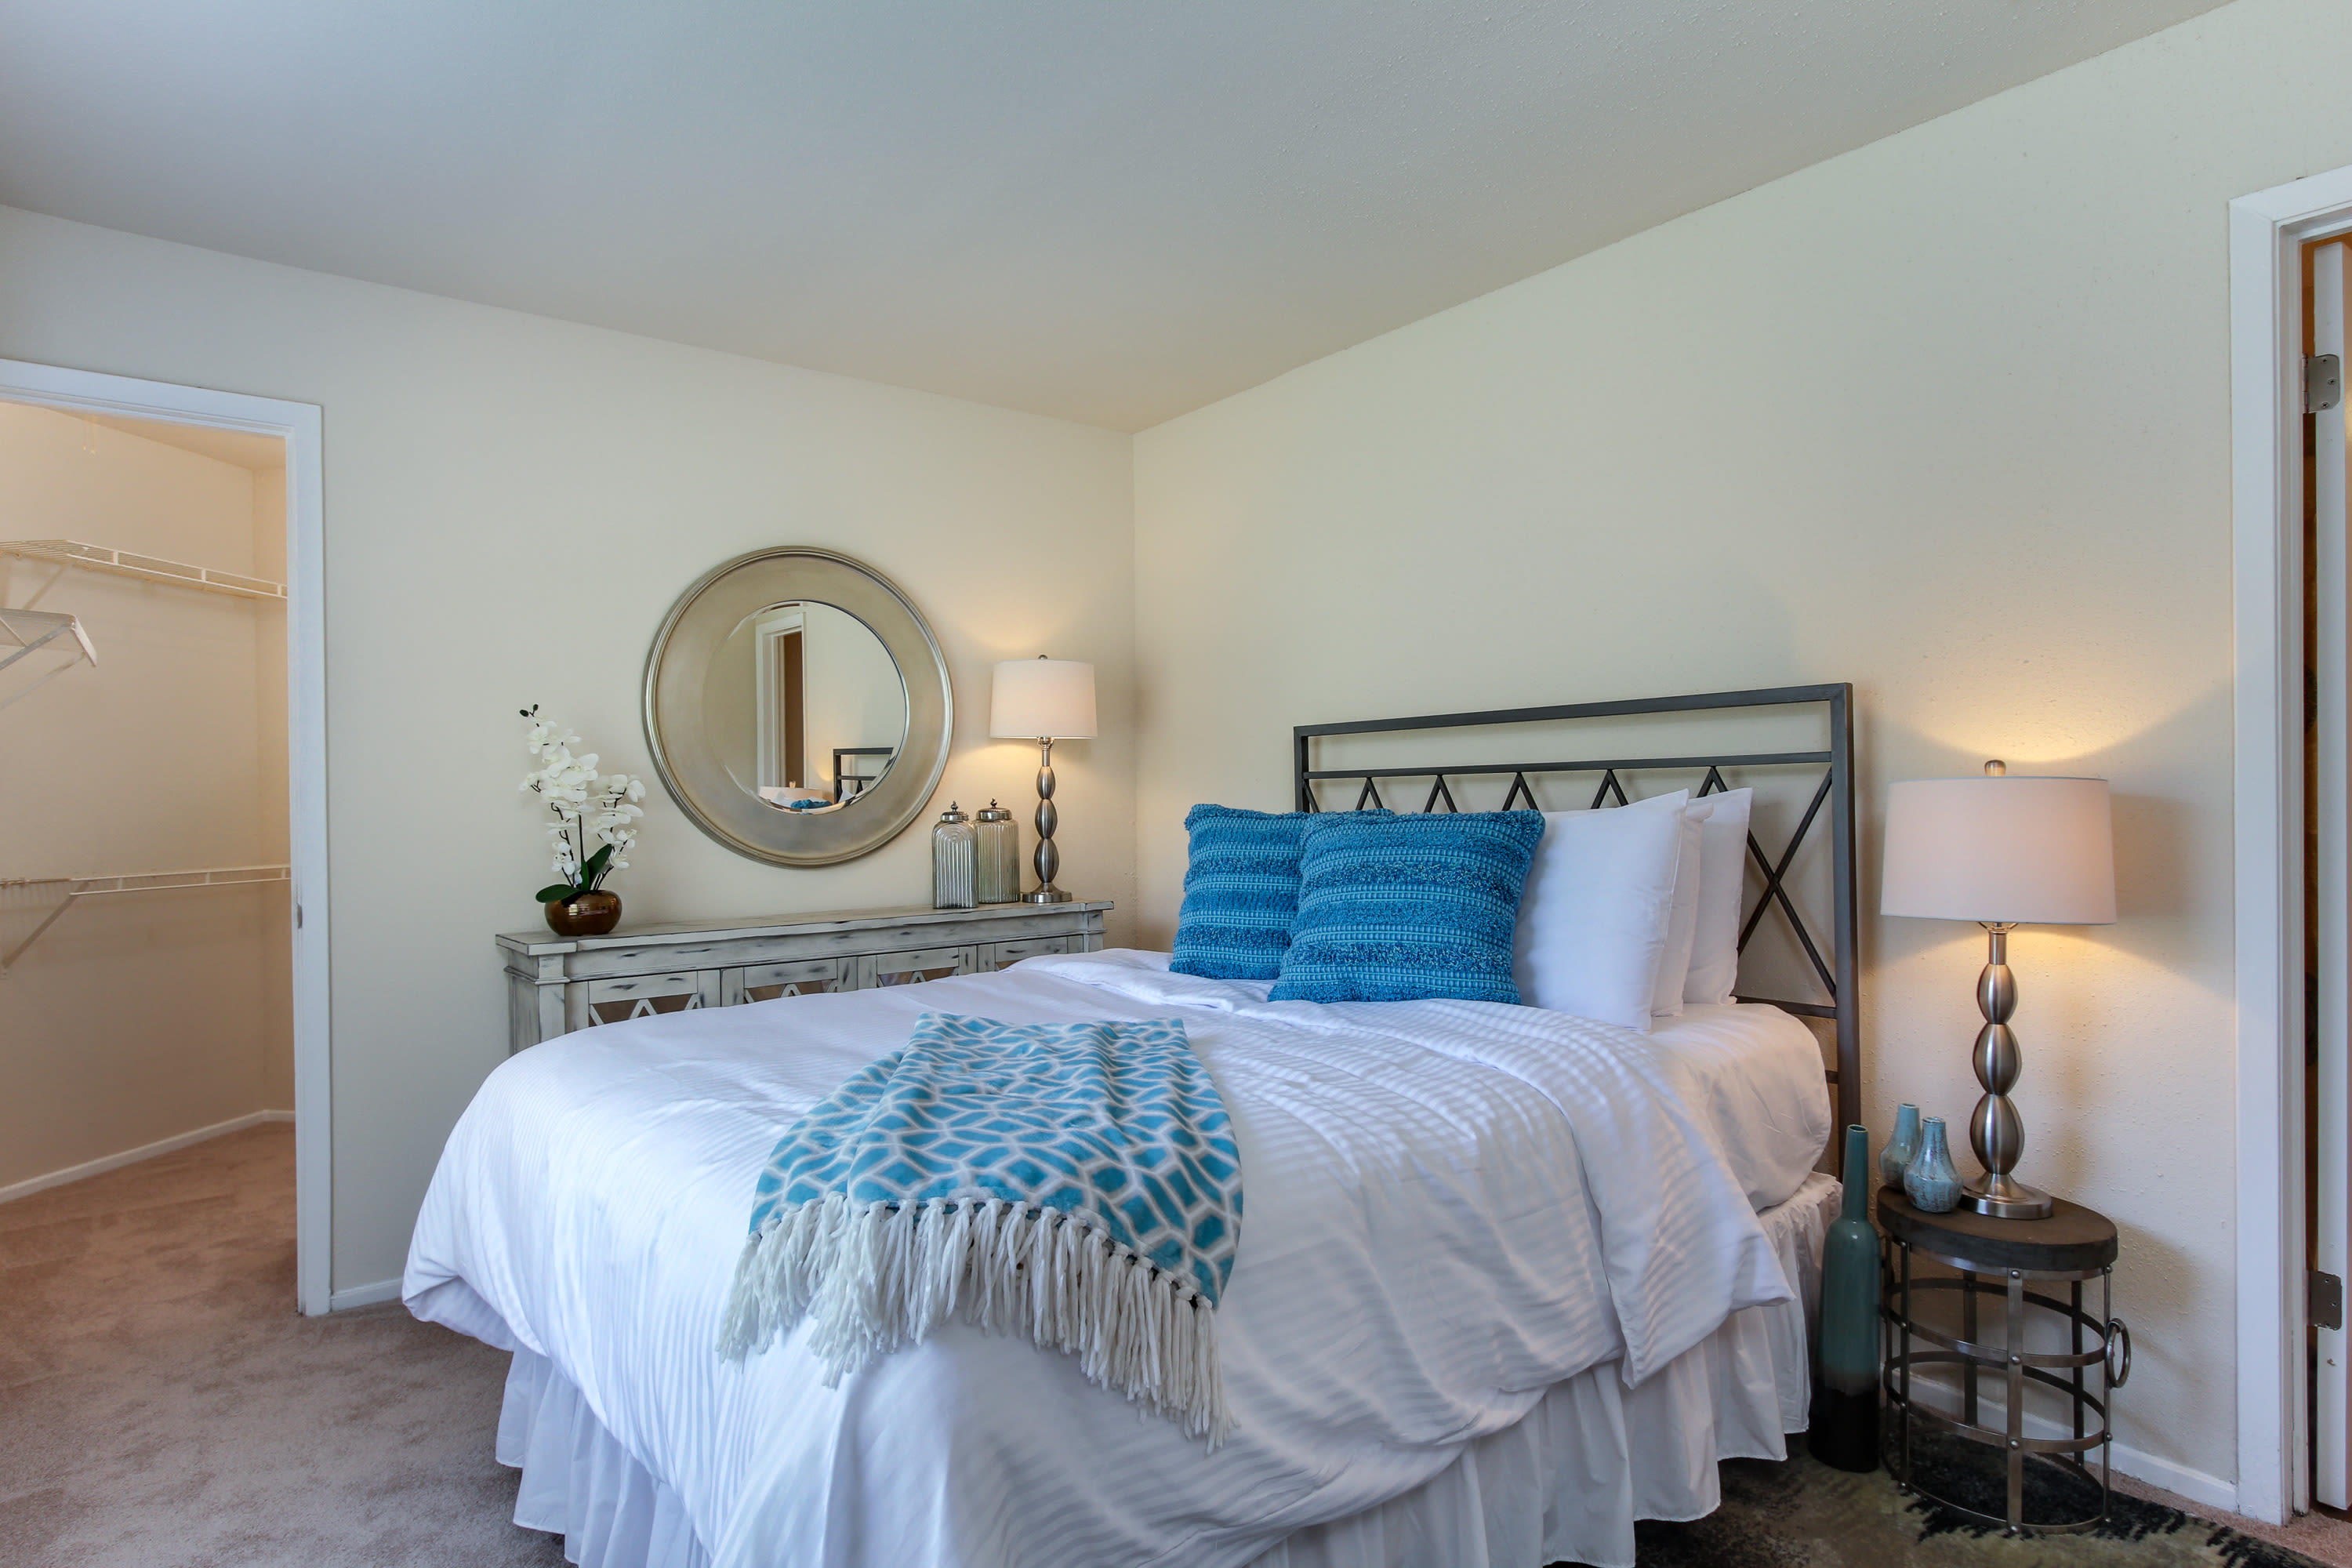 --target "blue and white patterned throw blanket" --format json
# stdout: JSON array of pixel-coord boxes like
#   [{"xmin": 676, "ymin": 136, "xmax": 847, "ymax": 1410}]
[{"xmin": 718, "ymin": 1012, "xmax": 1243, "ymax": 1443}]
